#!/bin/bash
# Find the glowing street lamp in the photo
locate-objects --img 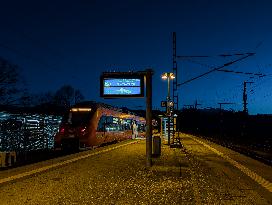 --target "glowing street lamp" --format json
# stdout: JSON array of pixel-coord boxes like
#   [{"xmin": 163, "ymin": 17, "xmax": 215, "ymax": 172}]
[{"xmin": 161, "ymin": 72, "xmax": 175, "ymax": 101}]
